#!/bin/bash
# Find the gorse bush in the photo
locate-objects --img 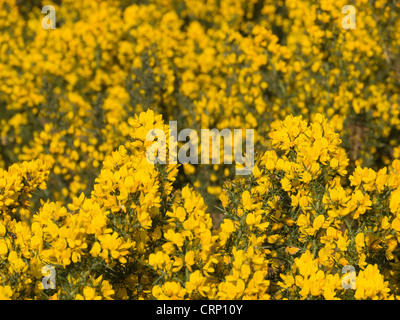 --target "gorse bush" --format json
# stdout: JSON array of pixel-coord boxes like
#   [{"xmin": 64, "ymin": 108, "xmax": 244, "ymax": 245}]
[
  {"xmin": 0, "ymin": 0, "xmax": 400, "ymax": 299},
  {"xmin": 2, "ymin": 110, "xmax": 400, "ymax": 300}
]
